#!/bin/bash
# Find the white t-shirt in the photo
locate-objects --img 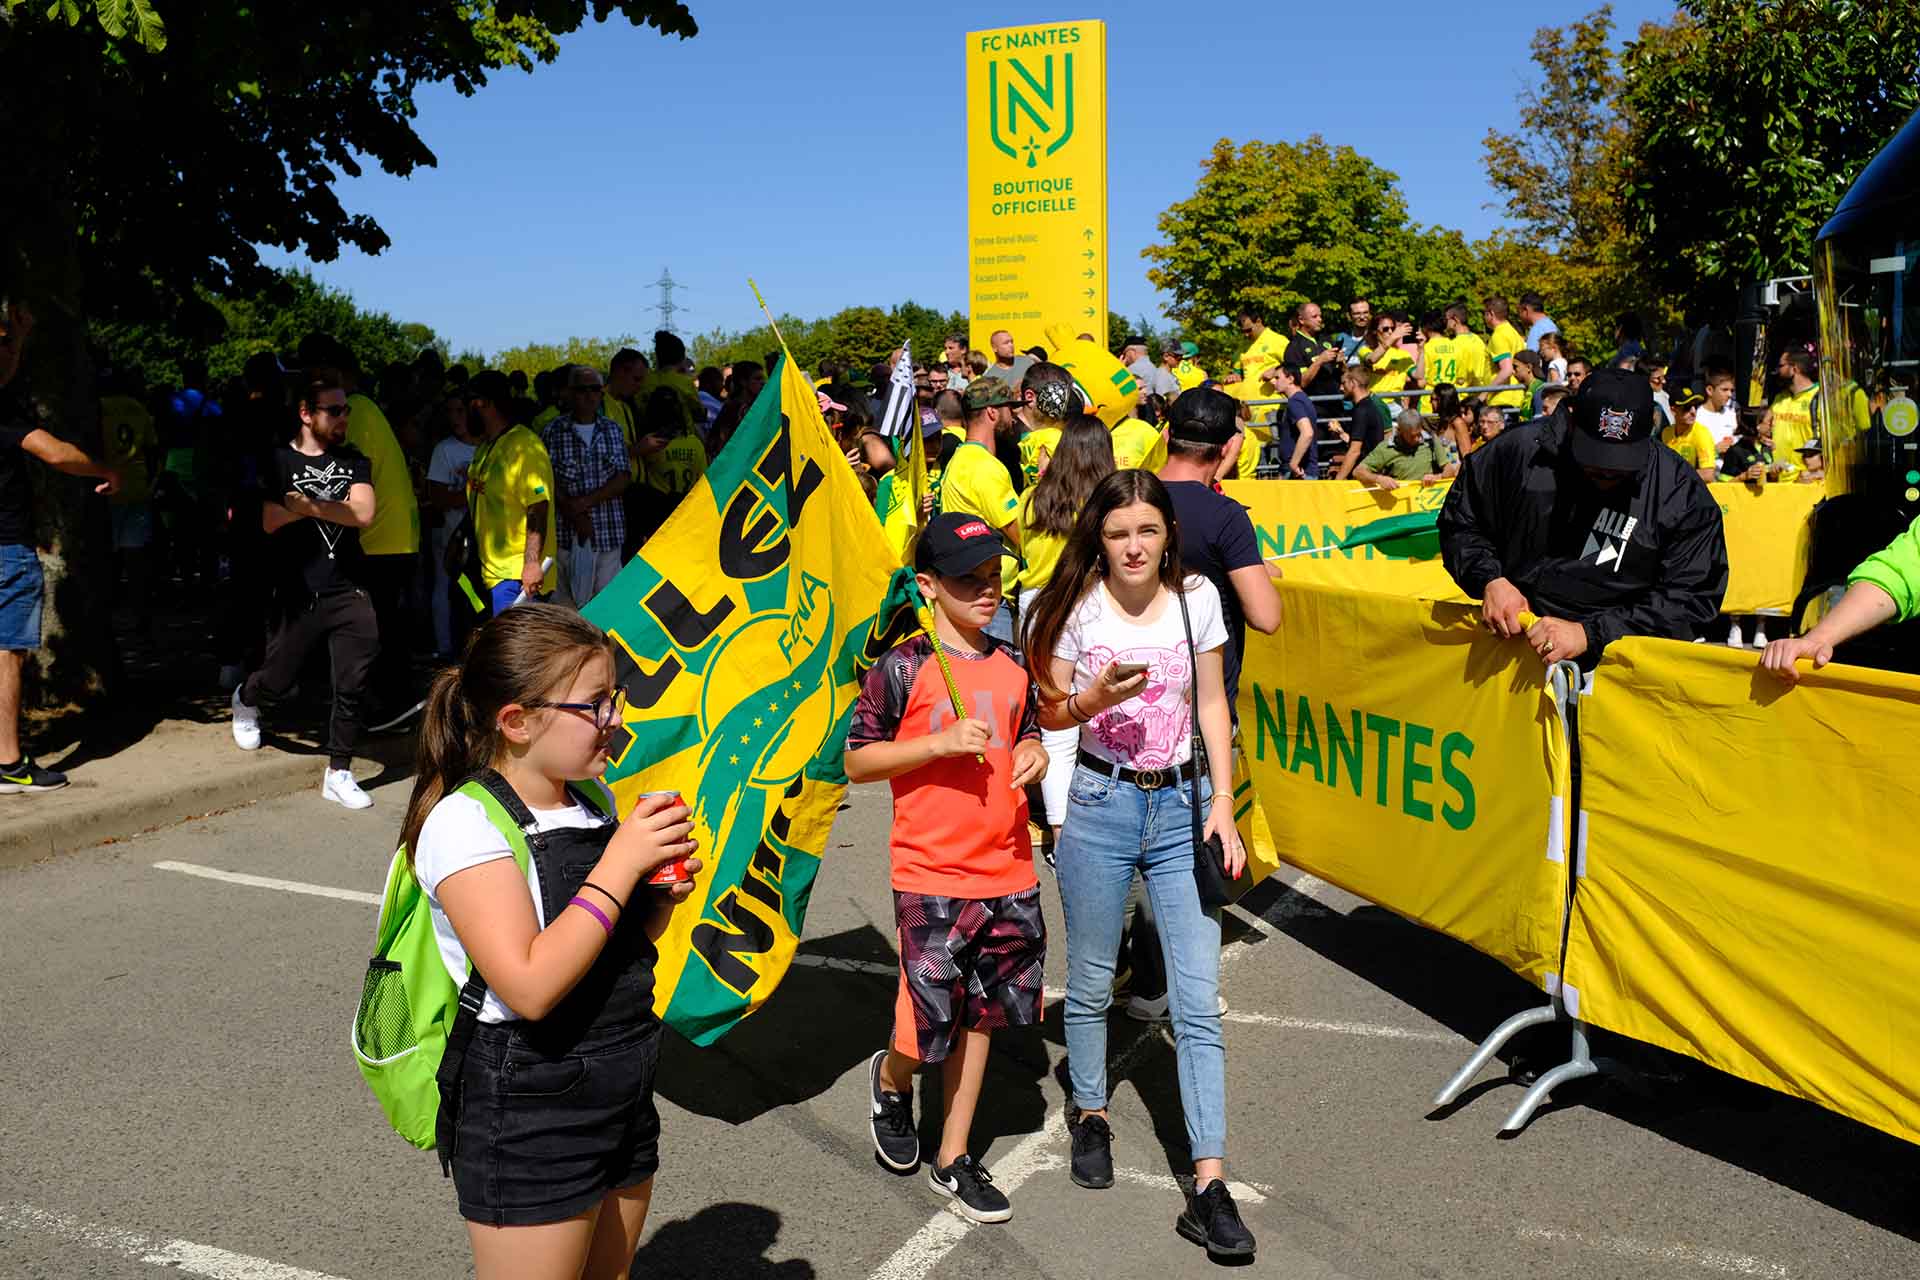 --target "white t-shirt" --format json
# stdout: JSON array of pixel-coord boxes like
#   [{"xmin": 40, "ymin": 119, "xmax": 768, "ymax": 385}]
[
  {"xmin": 1055, "ymin": 576, "xmax": 1228, "ymax": 770},
  {"xmin": 1547, "ymin": 357, "xmax": 1569, "ymax": 384},
  {"xmin": 427, "ymin": 436, "xmax": 477, "ymax": 489},
  {"xmin": 1696, "ymin": 404, "xmax": 1738, "ymax": 449},
  {"xmin": 413, "ymin": 790, "xmax": 614, "ymax": 1023}
]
